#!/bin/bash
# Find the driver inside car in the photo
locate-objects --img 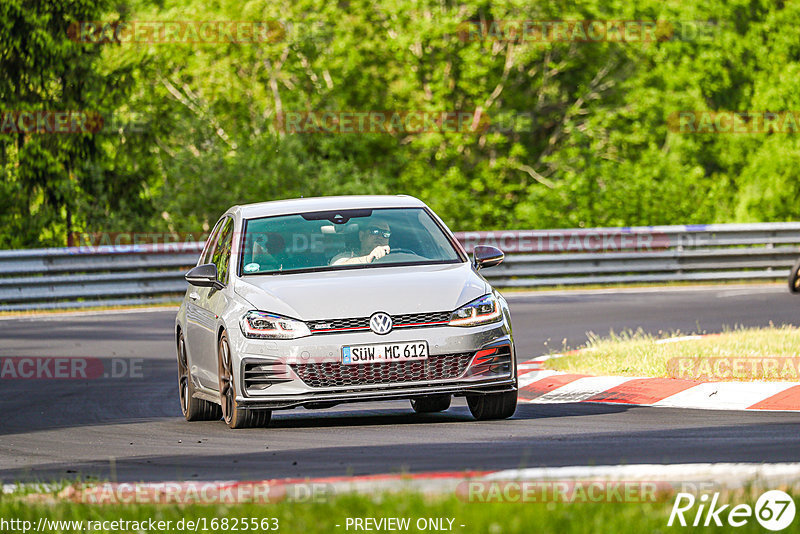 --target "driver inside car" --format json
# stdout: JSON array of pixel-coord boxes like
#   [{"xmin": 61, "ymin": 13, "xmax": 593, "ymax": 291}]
[{"xmin": 330, "ymin": 220, "xmax": 392, "ymax": 265}]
